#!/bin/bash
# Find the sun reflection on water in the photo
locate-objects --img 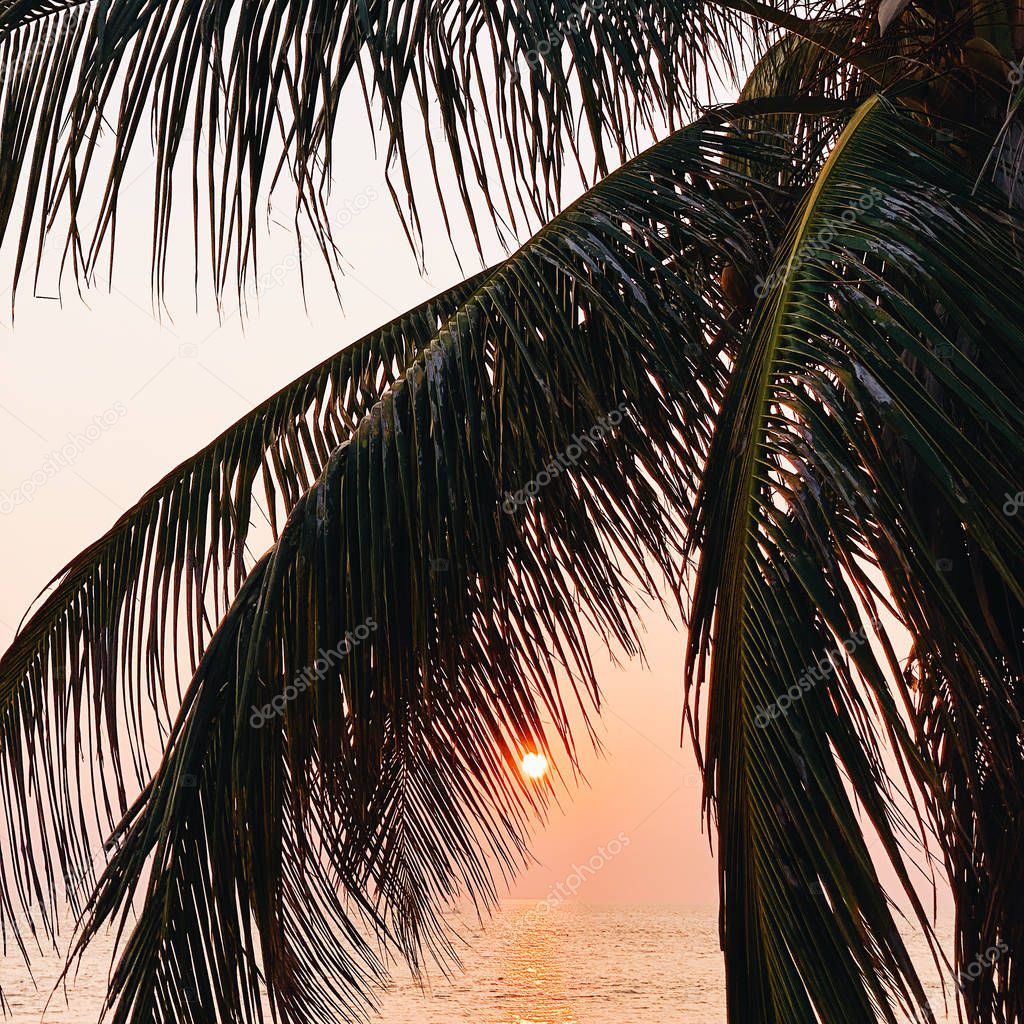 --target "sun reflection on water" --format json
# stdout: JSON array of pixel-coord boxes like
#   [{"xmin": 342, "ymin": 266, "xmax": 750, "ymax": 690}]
[{"xmin": 495, "ymin": 904, "xmax": 580, "ymax": 1023}]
